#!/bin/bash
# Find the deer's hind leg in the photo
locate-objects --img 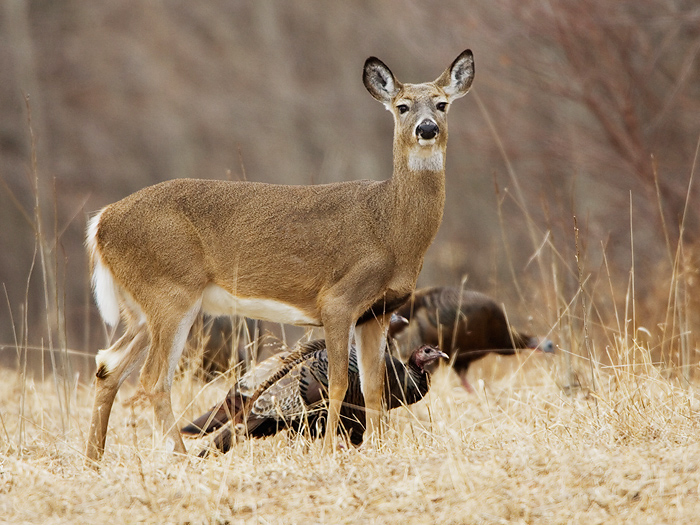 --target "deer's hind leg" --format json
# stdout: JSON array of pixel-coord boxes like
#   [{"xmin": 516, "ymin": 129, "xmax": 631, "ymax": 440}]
[
  {"xmin": 139, "ymin": 300, "xmax": 202, "ymax": 455},
  {"xmin": 86, "ymin": 316, "xmax": 150, "ymax": 464}
]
